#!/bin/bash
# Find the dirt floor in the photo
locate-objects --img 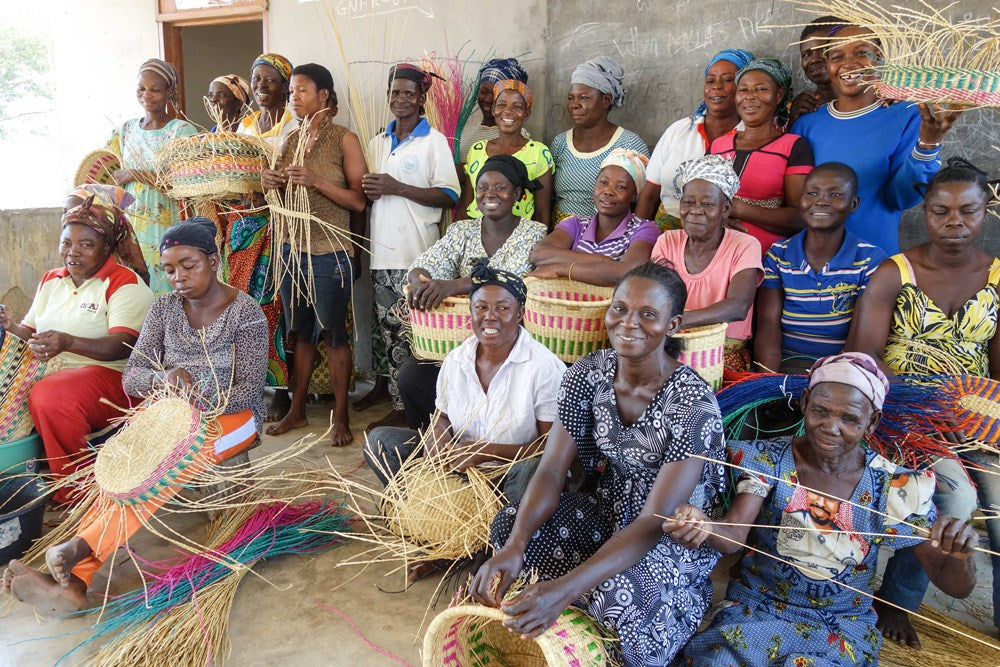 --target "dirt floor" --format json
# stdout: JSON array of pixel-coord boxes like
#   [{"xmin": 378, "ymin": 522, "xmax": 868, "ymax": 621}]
[{"xmin": 1, "ymin": 383, "xmax": 997, "ymax": 666}]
